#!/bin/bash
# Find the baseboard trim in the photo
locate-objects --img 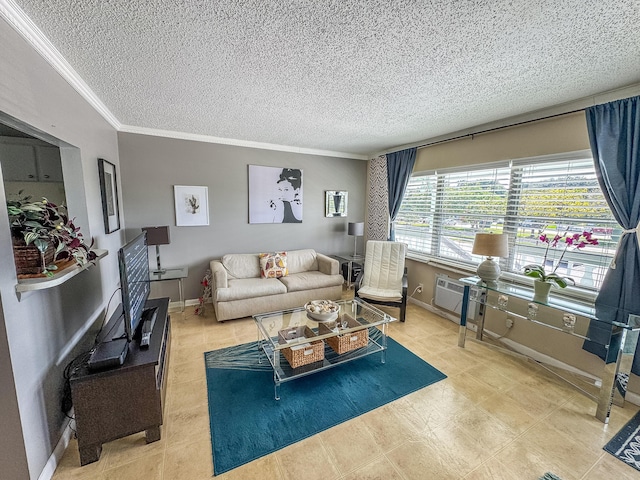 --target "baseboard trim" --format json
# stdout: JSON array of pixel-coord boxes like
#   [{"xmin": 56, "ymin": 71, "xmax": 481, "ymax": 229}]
[
  {"xmin": 167, "ymin": 298, "xmax": 201, "ymax": 312},
  {"xmin": 38, "ymin": 415, "xmax": 74, "ymax": 480},
  {"xmin": 411, "ymin": 297, "xmax": 640, "ymax": 408},
  {"xmin": 409, "ymin": 296, "xmax": 461, "ymax": 324}
]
